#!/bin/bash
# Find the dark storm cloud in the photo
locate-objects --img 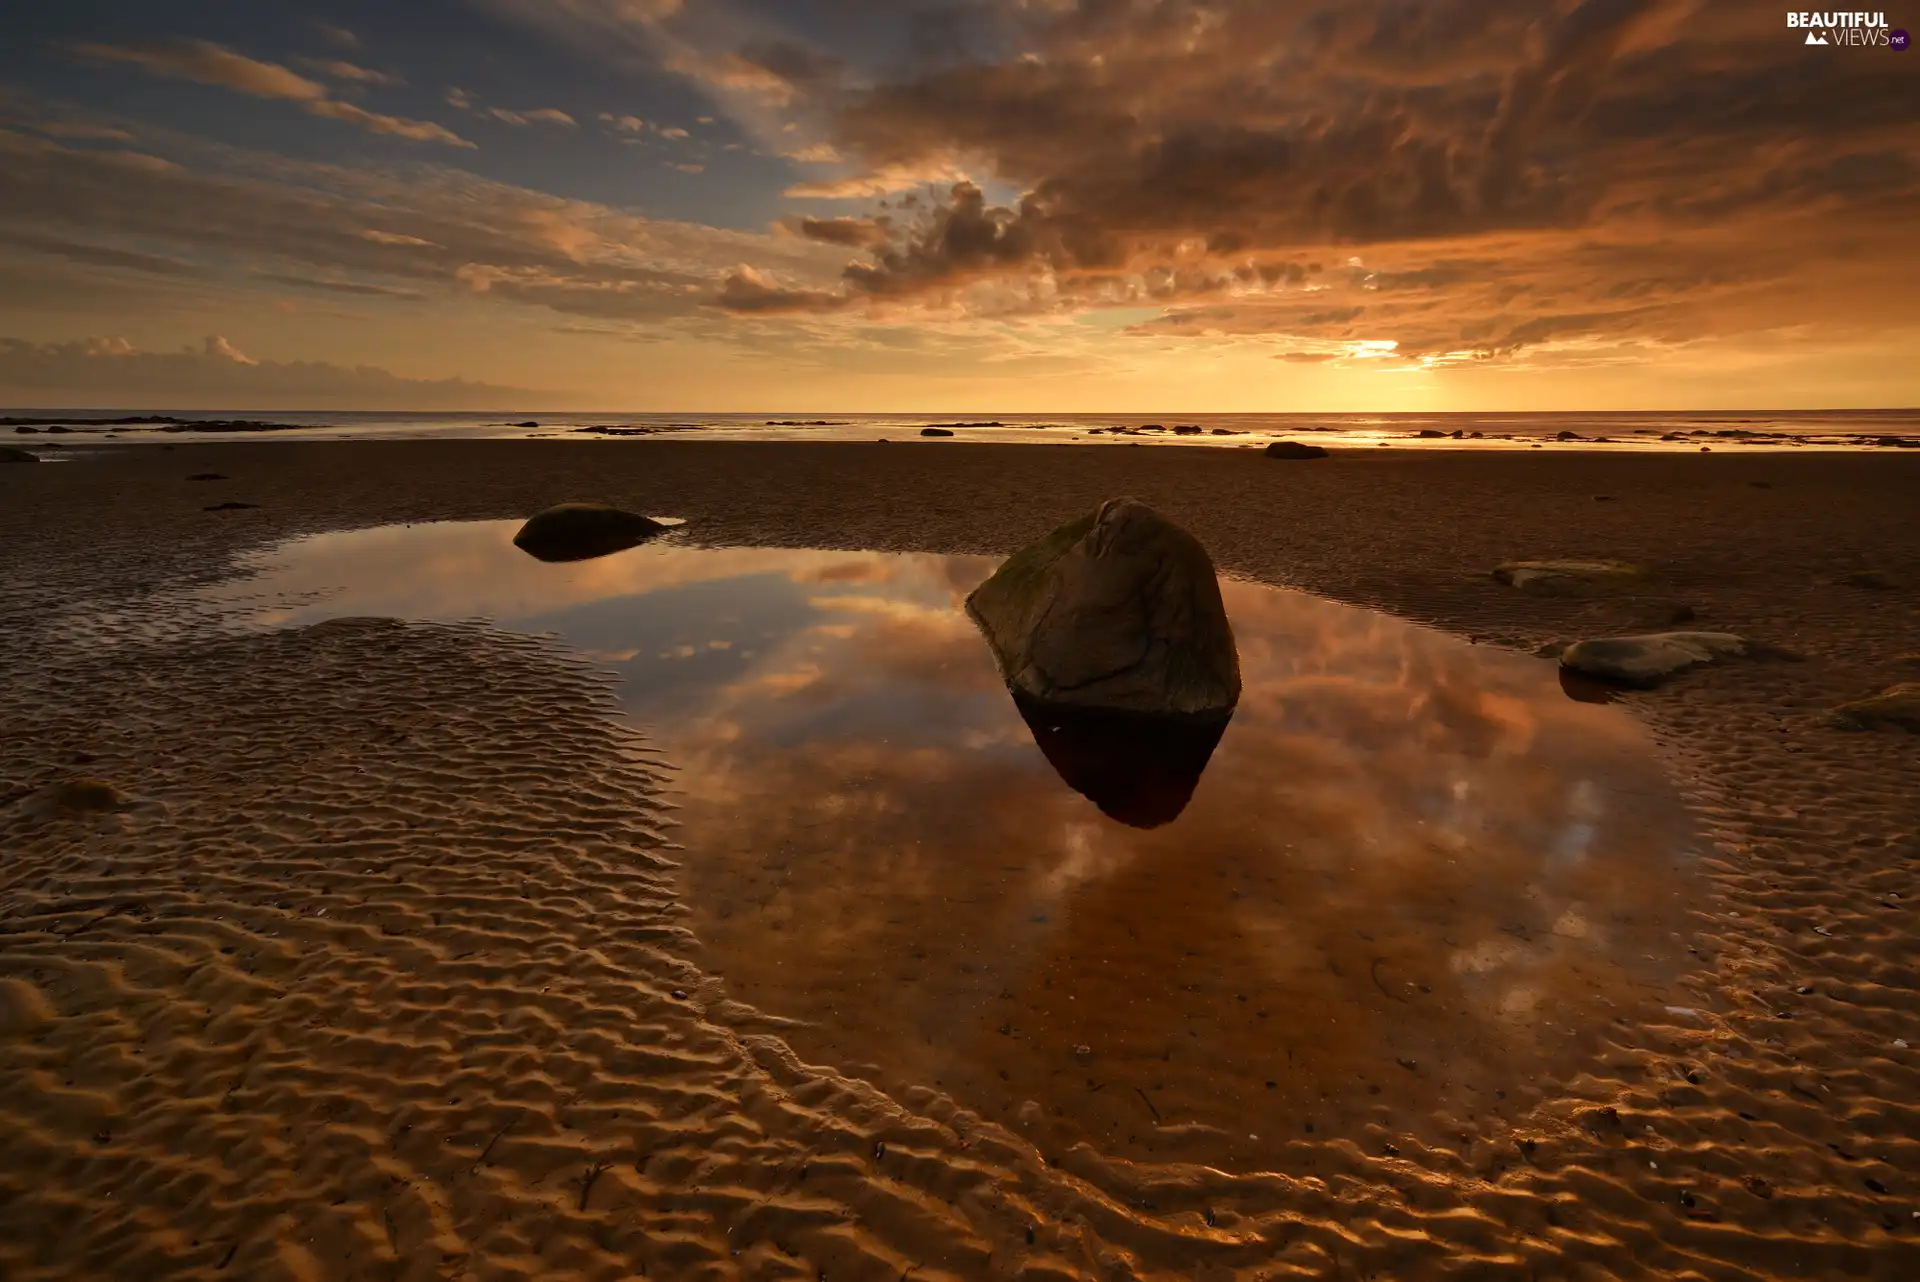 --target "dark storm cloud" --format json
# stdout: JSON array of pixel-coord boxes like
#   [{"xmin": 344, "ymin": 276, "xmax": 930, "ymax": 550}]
[{"xmin": 716, "ymin": 0, "xmax": 1920, "ymax": 355}]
